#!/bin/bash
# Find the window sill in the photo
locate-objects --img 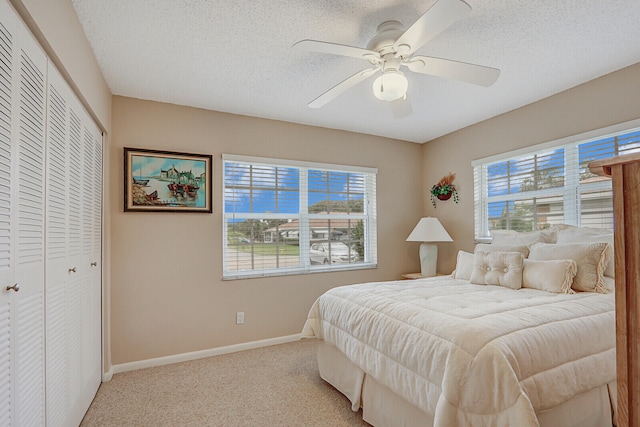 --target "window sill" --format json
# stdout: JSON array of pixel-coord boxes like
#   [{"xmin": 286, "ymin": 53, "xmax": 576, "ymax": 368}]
[{"xmin": 222, "ymin": 262, "xmax": 378, "ymax": 280}]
